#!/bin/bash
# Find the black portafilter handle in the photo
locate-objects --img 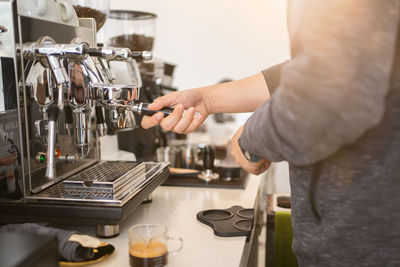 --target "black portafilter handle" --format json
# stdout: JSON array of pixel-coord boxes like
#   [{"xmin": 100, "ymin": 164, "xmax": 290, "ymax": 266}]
[
  {"xmin": 87, "ymin": 47, "xmax": 103, "ymax": 57},
  {"xmin": 202, "ymin": 145, "xmax": 215, "ymax": 170},
  {"xmin": 138, "ymin": 103, "xmax": 174, "ymax": 117},
  {"xmin": 64, "ymin": 105, "xmax": 73, "ymax": 124},
  {"xmin": 47, "ymin": 104, "xmax": 59, "ymax": 121},
  {"xmin": 87, "ymin": 47, "xmax": 115, "ymax": 59},
  {"xmin": 95, "ymin": 106, "xmax": 105, "ymax": 124}
]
